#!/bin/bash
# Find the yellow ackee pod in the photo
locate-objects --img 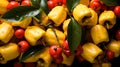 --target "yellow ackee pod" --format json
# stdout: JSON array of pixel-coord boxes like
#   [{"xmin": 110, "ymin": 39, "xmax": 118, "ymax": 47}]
[
  {"xmin": 0, "ymin": 22, "xmax": 14, "ymax": 43},
  {"xmin": 81, "ymin": 43, "xmax": 103, "ymax": 63},
  {"xmin": 73, "ymin": 4, "xmax": 92, "ymax": 26},
  {"xmin": 0, "ymin": 0, "xmax": 9, "ymax": 14},
  {"xmin": 36, "ymin": 47, "xmax": 52, "ymax": 67},
  {"xmin": 0, "ymin": 43, "xmax": 20, "ymax": 64},
  {"xmin": 25, "ymin": 26, "xmax": 45, "ymax": 46},
  {"xmin": 44, "ymin": 28, "xmax": 65, "ymax": 46},
  {"xmin": 62, "ymin": 53, "xmax": 75, "ymax": 66},
  {"xmin": 11, "ymin": 18, "xmax": 32, "ymax": 28},
  {"xmin": 48, "ymin": 6, "xmax": 67, "ymax": 27}
]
